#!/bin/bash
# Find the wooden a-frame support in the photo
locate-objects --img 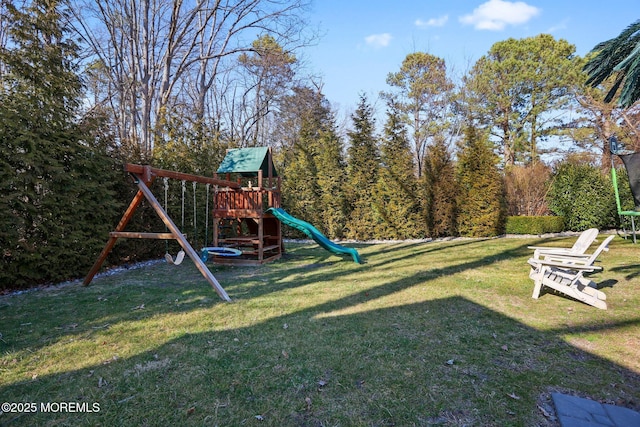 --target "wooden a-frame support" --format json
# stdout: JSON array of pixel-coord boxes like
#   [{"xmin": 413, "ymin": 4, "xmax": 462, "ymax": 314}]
[{"xmin": 83, "ymin": 164, "xmax": 239, "ymax": 302}]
